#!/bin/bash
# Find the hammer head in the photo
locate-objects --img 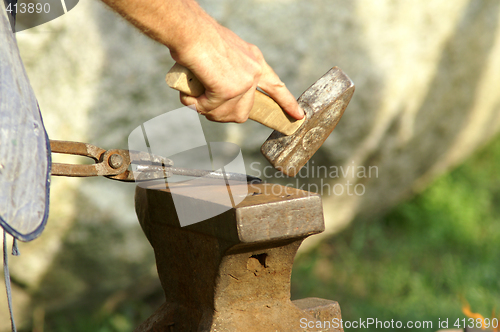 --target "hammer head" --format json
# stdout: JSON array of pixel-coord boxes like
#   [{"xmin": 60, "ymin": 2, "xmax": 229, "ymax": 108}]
[{"xmin": 260, "ymin": 67, "xmax": 354, "ymax": 177}]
